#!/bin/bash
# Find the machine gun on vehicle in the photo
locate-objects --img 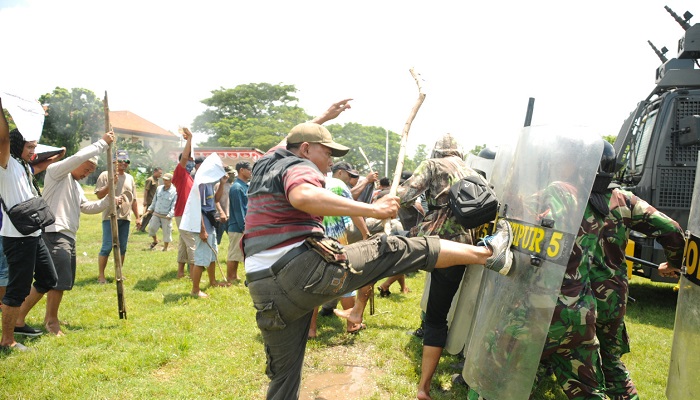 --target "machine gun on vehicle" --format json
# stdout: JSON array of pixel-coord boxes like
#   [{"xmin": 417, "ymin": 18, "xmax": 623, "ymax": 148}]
[{"xmin": 613, "ymin": 5, "xmax": 700, "ymax": 282}]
